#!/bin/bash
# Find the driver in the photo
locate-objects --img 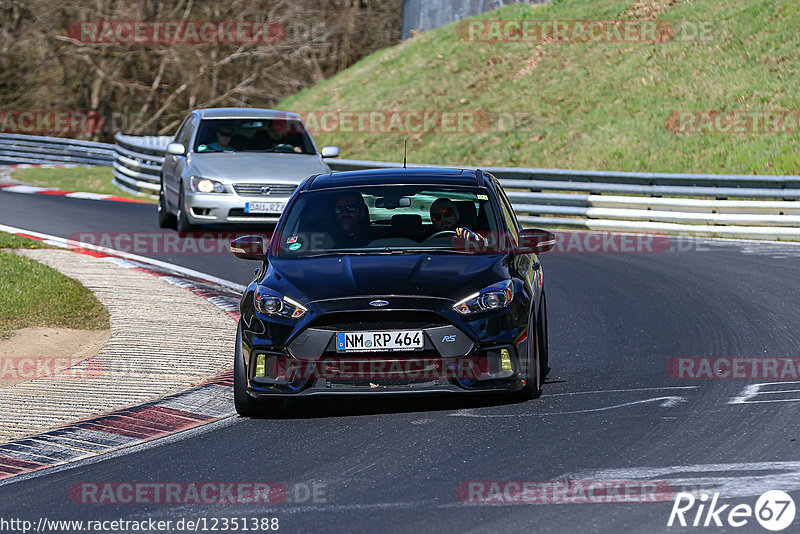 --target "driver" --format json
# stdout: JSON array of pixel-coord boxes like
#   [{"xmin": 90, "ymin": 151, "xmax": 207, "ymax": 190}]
[
  {"xmin": 332, "ymin": 191, "xmax": 373, "ymax": 248},
  {"xmin": 206, "ymin": 123, "xmax": 235, "ymax": 151},
  {"xmin": 430, "ymin": 198, "xmax": 460, "ymax": 232}
]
